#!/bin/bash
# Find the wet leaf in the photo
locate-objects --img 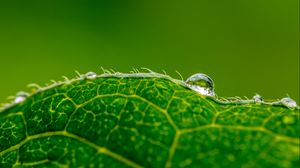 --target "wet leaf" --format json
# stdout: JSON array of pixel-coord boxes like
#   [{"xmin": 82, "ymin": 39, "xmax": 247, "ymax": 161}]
[{"xmin": 0, "ymin": 73, "xmax": 299, "ymax": 168}]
